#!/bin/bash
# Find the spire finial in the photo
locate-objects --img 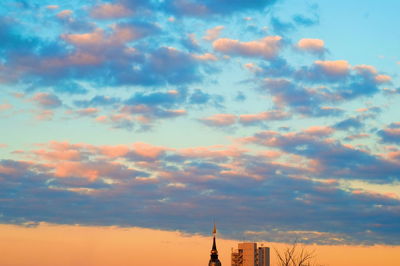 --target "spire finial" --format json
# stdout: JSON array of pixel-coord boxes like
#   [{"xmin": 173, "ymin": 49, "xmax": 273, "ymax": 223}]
[{"xmin": 213, "ymin": 221, "xmax": 217, "ymax": 235}]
